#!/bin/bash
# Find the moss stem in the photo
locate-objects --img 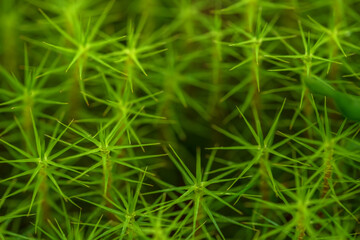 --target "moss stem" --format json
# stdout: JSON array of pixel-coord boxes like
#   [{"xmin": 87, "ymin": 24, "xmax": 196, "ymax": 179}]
[
  {"xmin": 329, "ymin": 0, "xmax": 343, "ymax": 81},
  {"xmin": 296, "ymin": 212, "xmax": 305, "ymax": 240},
  {"xmin": 259, "ymin": 149, "xmax": 269, "ymax": 201},
  {"xmin": 68, "ymin": 64, "xmax": 81, "ymax": 120},
  {"xmin": 321, "ymin": 142, "xmax": 334, "ymax": 198},
  {"xmin": 37, "ymin": 166, "xmax": 49, "ymax": 232}
]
